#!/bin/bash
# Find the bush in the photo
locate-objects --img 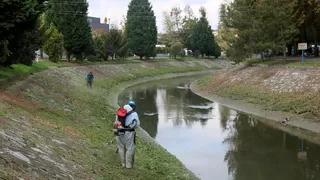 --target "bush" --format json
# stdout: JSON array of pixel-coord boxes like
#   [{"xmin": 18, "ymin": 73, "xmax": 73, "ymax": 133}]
[
  {"xmin": 152, "ymin": 48, "xmax": 157, "ymax": 59},
  {"xmin": 87, "ymin": 55, "xmax": 99, "ymax": 62},
  {"xmin": 179, "ymin": 49, "xmax": 186, "ymax": 58},
  {"xmin": 93, "ymin": 33, "xmax": 108, "ymax": 60},
  {"xmin": 213, "ymin": 41, "xmax": 221, "ymax": 58},
  {"xmin": 43, "ymin": 23, "xmax": 64, "ymax": 62},
  {"xmin": 156, "ymin": 46, "xmax": 168, "ymax": 54},
  {"xmin": 170, "ymin": 42, "xmax": 183, "ymax": 58}
]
